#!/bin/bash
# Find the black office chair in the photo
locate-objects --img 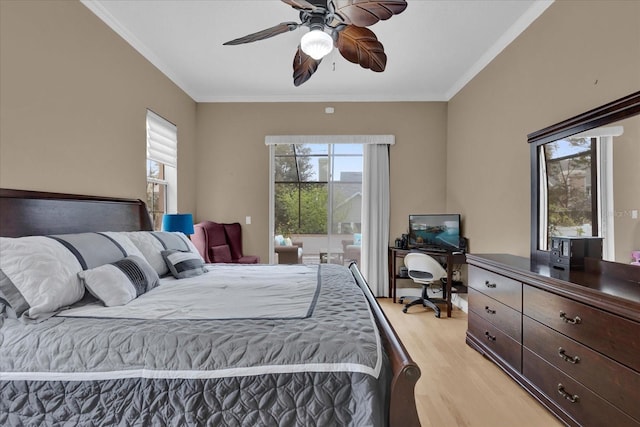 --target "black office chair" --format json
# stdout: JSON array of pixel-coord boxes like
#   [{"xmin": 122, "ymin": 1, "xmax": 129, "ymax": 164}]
[{"xmin": 399, "ymin": 252, "xmax": 447, "ymax": 317}]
